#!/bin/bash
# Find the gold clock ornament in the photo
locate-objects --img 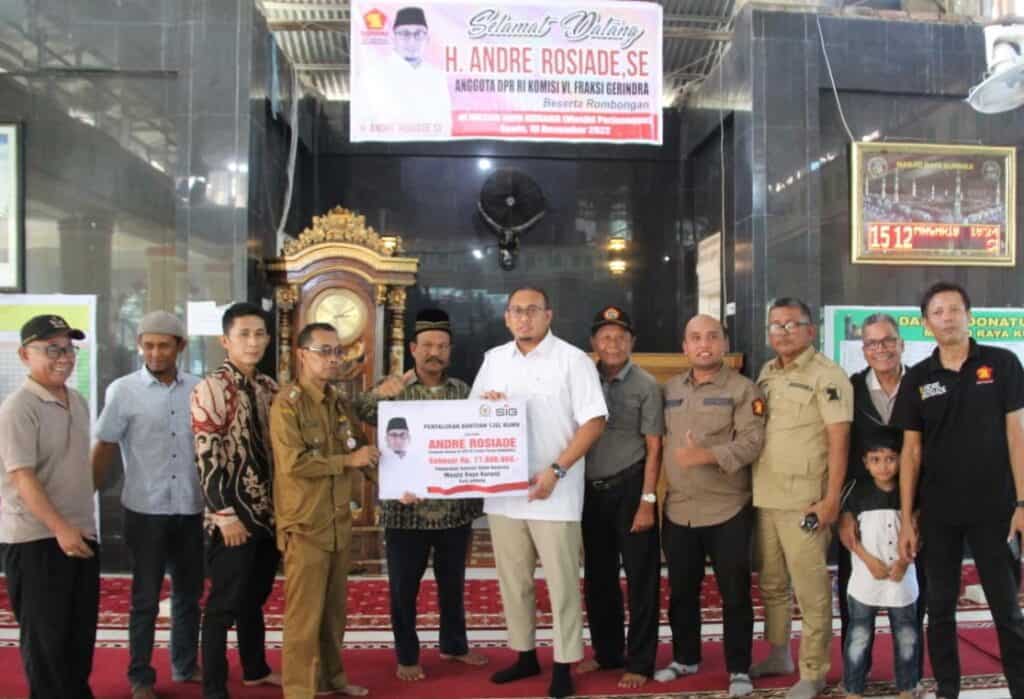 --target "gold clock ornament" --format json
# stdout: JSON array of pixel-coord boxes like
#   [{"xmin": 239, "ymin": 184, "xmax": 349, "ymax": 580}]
[{"xmin": 308, "ymin": 288, "xmax": 369, "ymax": 346}]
